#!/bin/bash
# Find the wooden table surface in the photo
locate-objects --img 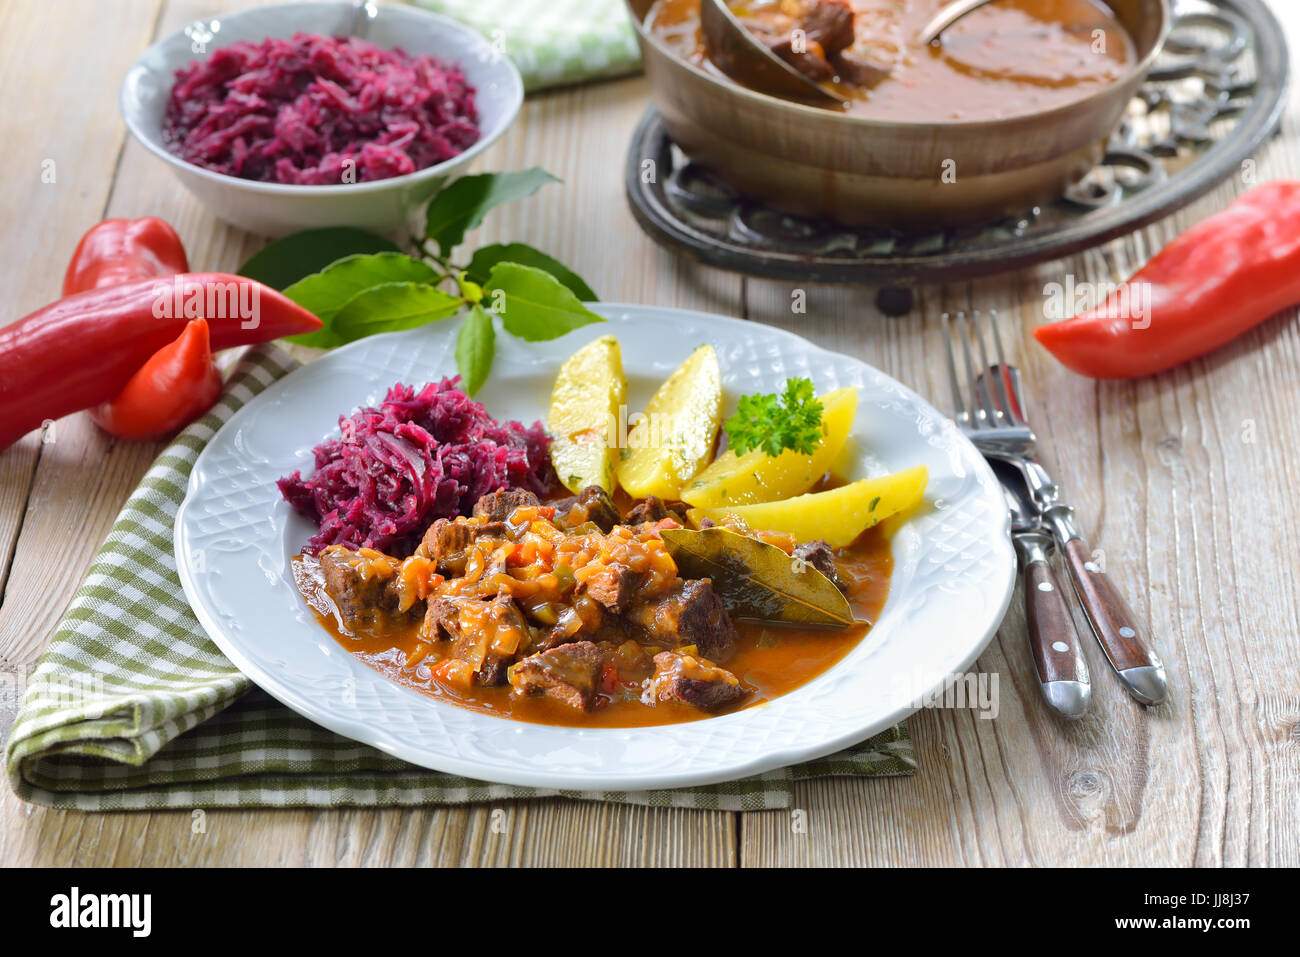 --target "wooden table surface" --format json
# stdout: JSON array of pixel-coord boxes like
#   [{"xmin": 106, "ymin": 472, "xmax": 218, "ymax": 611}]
[{"xmin": 2, "ymin": 0, "xmax": 1299, "ymax": 867}]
